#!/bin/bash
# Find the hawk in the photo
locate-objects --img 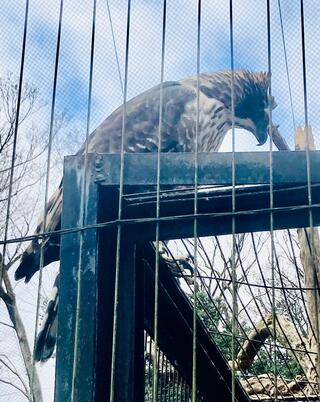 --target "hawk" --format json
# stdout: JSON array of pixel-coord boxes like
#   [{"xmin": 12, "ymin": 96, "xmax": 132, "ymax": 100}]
[{"xmin": 15, "ymin": 70, "xmax": 278, "ymax": 360}]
